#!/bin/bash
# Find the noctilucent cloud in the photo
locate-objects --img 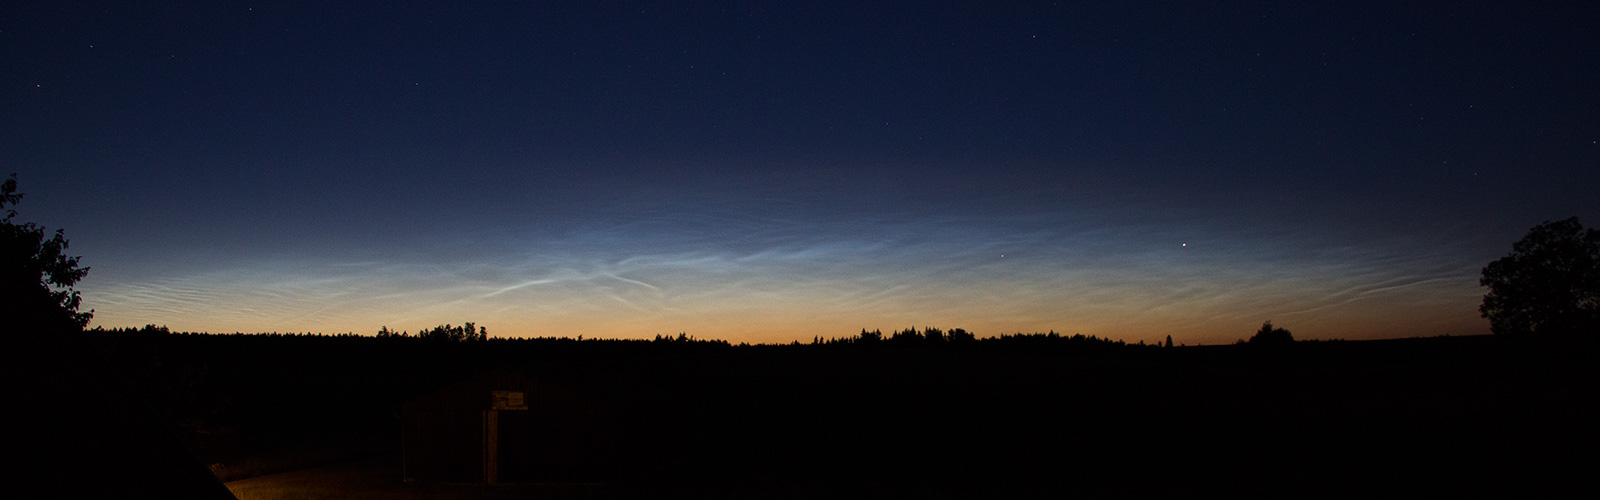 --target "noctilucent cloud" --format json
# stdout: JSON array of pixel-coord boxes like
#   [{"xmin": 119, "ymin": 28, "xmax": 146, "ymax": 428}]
[{"xmin": 5, "ymin": 2, "xmax": 1596, "ymax": 344}]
